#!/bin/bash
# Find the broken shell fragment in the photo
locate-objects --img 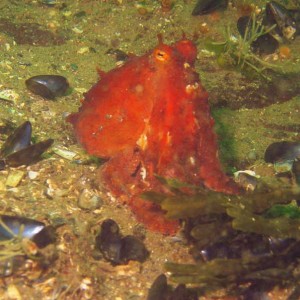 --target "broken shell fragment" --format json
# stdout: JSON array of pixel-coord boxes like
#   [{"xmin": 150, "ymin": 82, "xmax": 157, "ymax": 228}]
[
  {"xmin": 25, "ymin": 75, "xmax": 70, "ymax": 99},
  {"xmin": 234, "ymin": 170, "xmax": 259, "ymax": 191}
]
